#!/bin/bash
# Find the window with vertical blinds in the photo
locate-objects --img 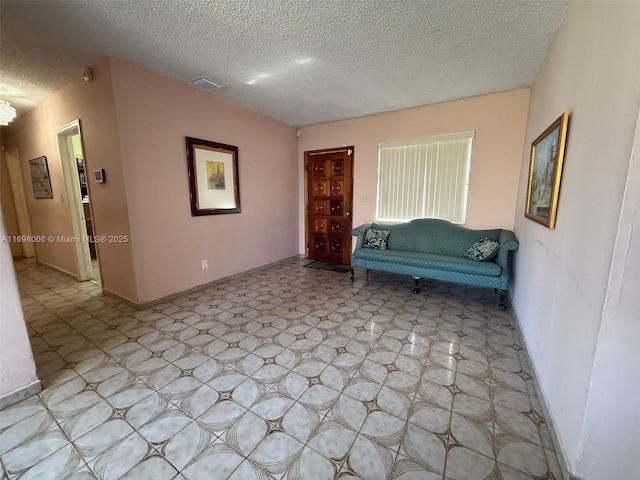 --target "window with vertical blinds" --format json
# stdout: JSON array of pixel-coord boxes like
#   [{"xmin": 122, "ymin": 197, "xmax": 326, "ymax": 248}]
[{"xmin": 376, "ymin": 131, "xmax": 474, "ymax": 224}]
